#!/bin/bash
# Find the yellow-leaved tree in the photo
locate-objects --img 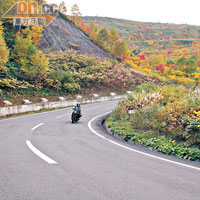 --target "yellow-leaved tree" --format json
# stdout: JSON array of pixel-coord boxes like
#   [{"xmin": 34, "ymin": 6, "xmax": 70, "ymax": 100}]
[
  {"xmin": 12, "ymin": 27, "xmax": 49, "ymax": 84},
  {"xmin": 22, "ymin": 25, "xmax": 44, "ymax": 46},
  {"xmin": 113, "ymin": 40, "xmax": 130, "ymax": 61},
  {"xmin": 108, "ymin": 27, "xmax": 120, "ymax": 49},
  {"xmin": 0, "ymin": 22, "xmax": 9, "ymax": 73},
  {"xmin": 89, "ymin": 22, "xmax": 98, "ymax": 41}
]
